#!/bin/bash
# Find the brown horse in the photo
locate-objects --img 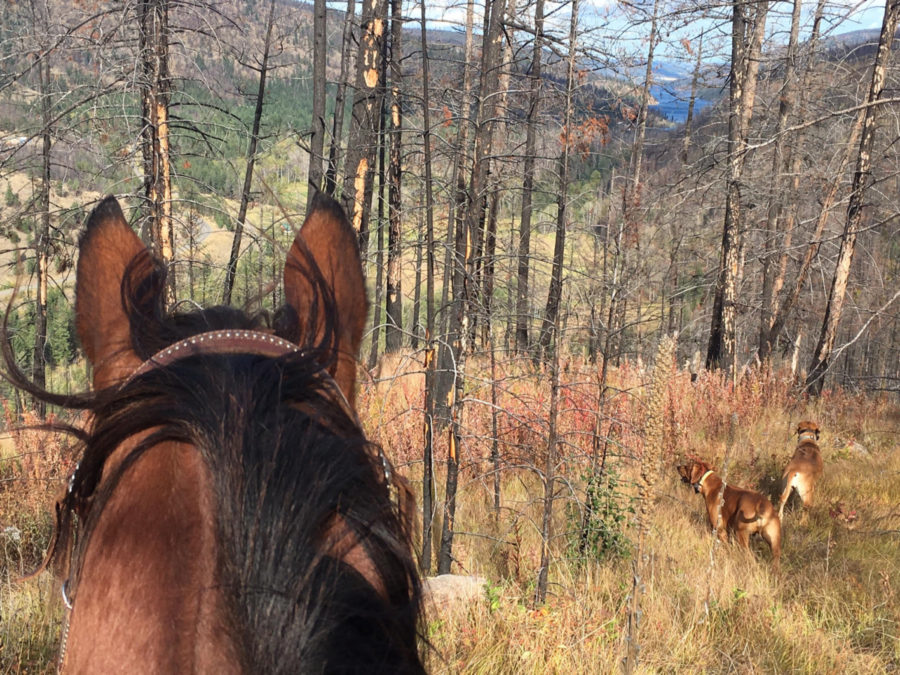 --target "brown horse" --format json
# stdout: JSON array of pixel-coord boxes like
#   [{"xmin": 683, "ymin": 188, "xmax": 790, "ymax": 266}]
[{"xmin": 7, "ymin": 195, "xmax": 424, "ymax": 672}]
